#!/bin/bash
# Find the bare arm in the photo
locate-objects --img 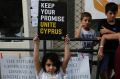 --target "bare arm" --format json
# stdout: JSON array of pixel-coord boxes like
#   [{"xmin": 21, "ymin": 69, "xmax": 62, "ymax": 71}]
[
  {"xmin": 98, "ymin": 33, "xmax": 120, "ymax": 60},
  {"xmin": 100, "ymin": 33, "xmax": 120, "ymax": 46},
  {"xmin": 75, "ymin": 25, "xmax": 82, "ymax": 38},
  {"xmin": 33, "ymin": 35, "xmax": 41, "ymax": 75},
  {"xmin": 92, "ymin": 37, "xmax": 101, "ymax": 46},
  {"xmin": 62, "ymin": 35, "xmax": 71, "ymax": 73},
  {"xmin": 100, "ymin": 27, "xmax": 116, "ymax": 35}
]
